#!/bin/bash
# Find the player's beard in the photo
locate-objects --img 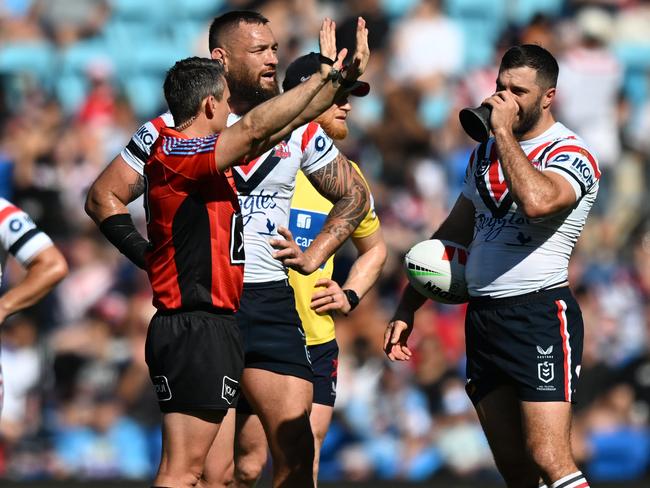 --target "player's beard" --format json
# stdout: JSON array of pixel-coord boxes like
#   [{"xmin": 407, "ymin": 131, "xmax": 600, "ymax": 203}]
[
  {"xmin": 225, "ymin": 66, "xmax": 279, "ymax": 112},
  {"xmin": 320, "ymin": 119, "xmax": 348, "ymax": 140},
  {"xmin": 513, "ymin": 95, "xmax": 543, "ymax": 138},
  {"xmin": 317, "ymin": 110, "xmax": 349, "ymax": 140}
]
